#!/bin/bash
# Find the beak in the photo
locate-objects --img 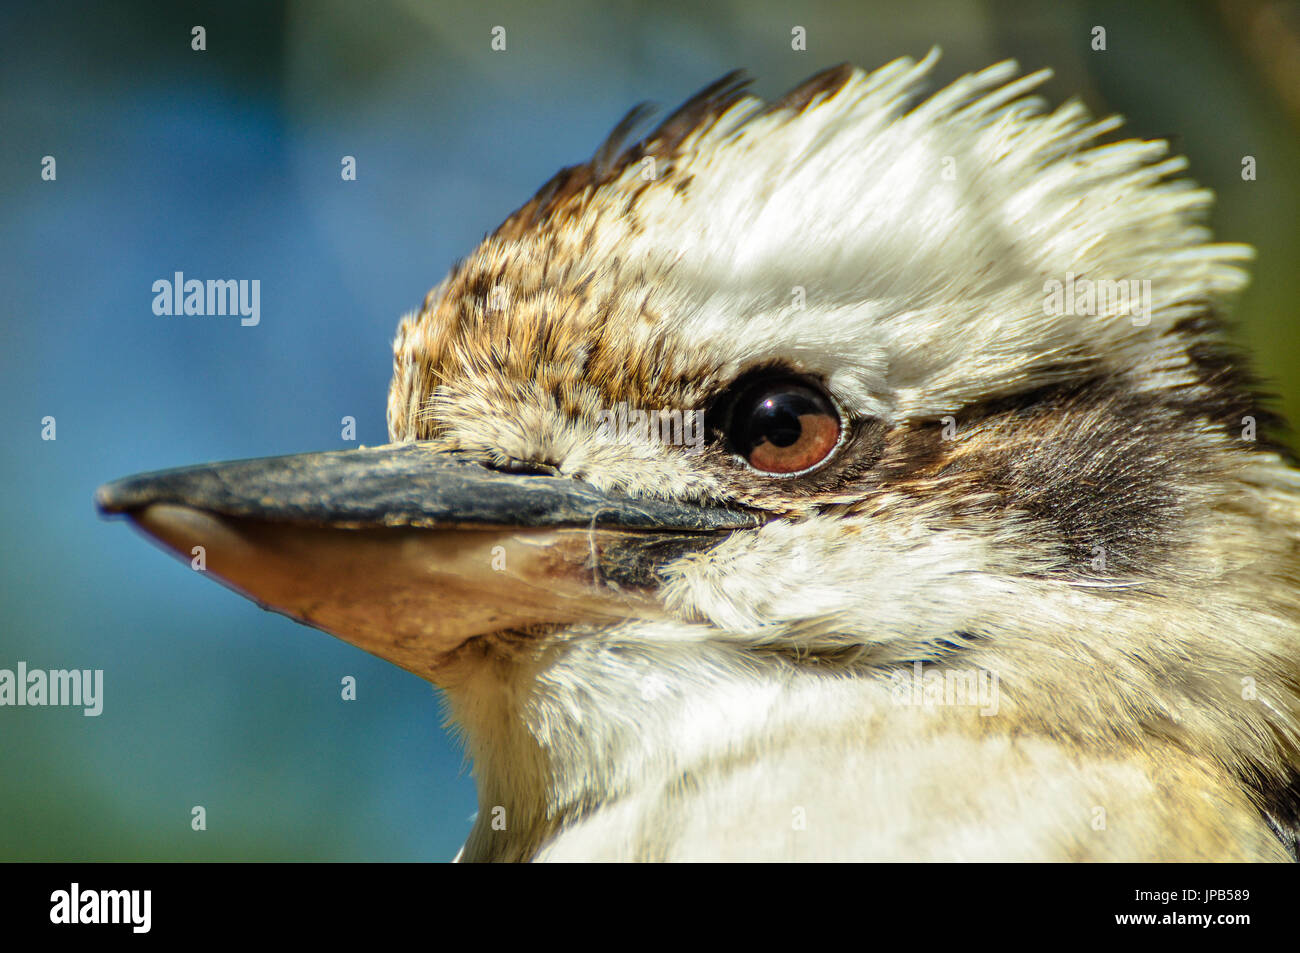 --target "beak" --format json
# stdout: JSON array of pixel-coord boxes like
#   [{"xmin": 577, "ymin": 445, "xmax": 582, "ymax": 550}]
[{"xmin": 96, "ymin": 443, "xmax": 758, "ymax": 681}]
